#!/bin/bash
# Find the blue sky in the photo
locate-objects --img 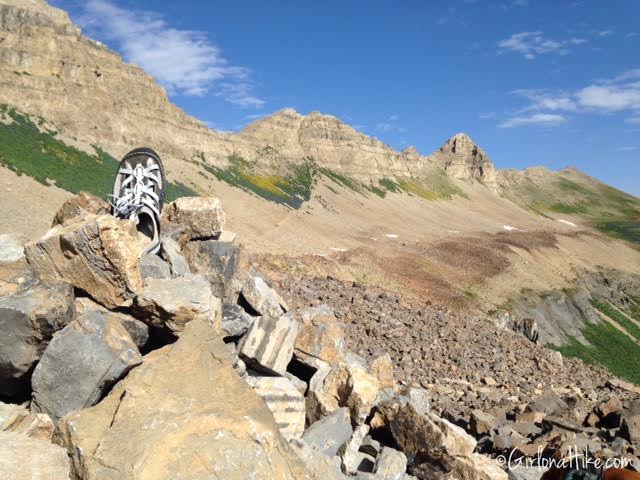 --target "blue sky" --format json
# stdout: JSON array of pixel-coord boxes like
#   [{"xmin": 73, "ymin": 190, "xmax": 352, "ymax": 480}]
[{"xmin": 52, "ymin": 0, "xmax": 640, "ymax": 195}]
